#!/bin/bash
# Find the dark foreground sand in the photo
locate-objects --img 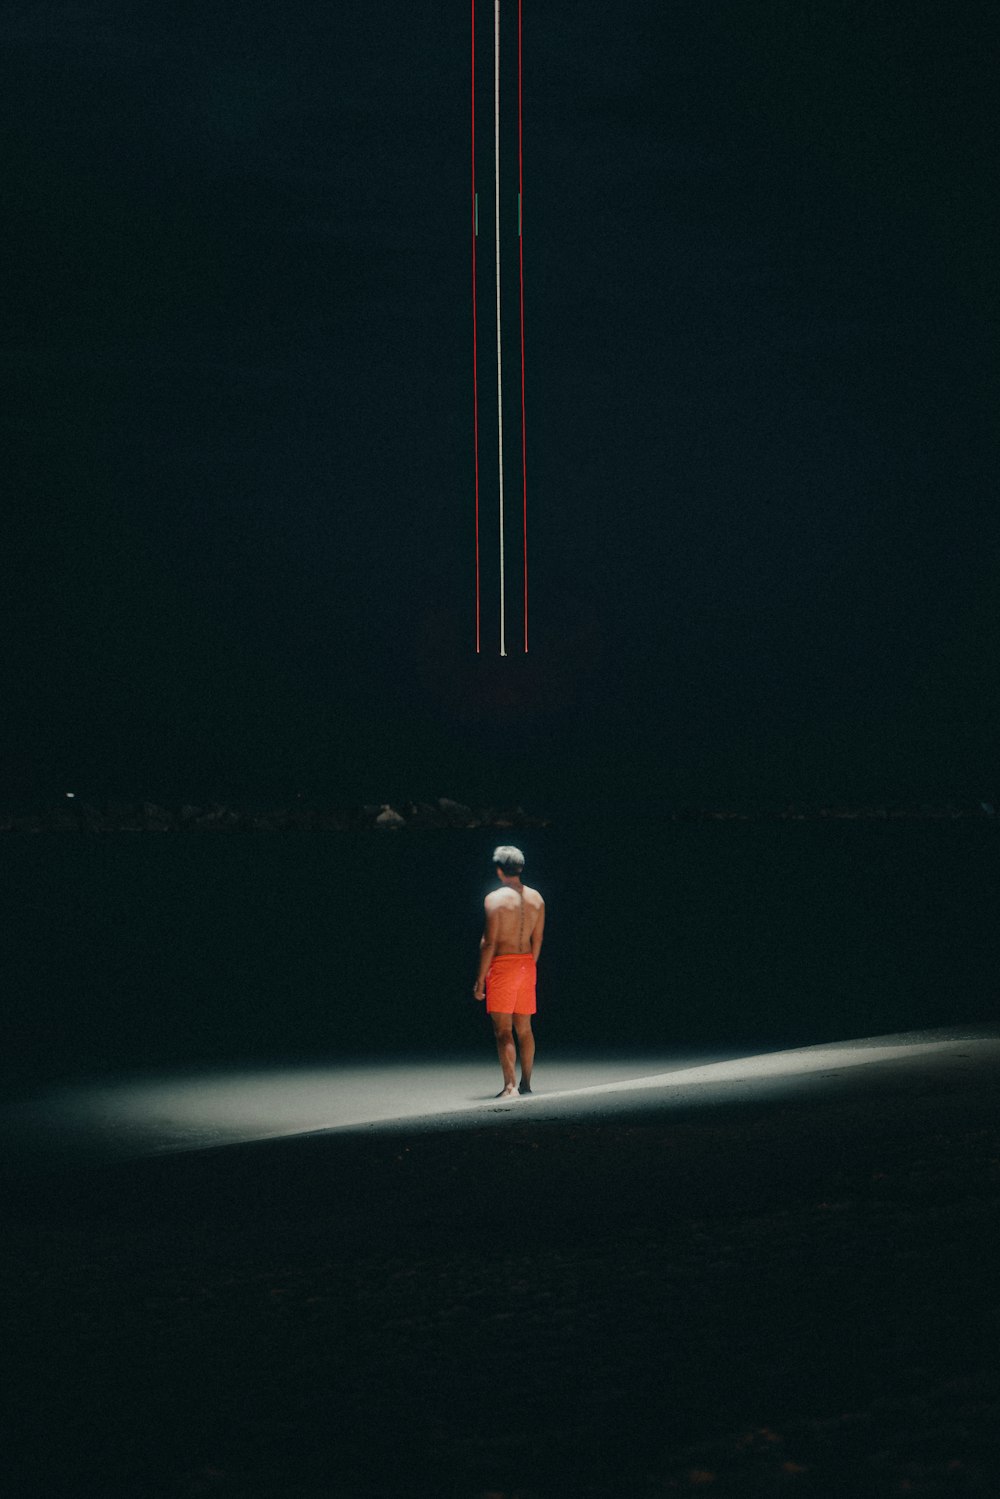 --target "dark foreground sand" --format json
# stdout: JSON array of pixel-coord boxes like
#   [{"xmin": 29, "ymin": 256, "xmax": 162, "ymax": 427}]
[{"xmin": 3, "ymin": 1035, "xmax": 999, "ymax": 1499}]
